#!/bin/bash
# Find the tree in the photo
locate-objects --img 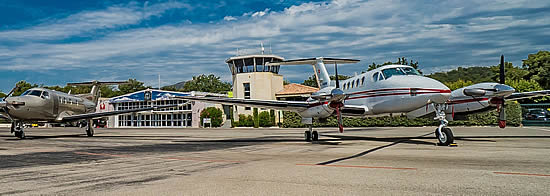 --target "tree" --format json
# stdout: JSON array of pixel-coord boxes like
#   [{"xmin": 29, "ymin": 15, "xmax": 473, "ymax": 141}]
[
  {"xmin": 118, "ymin": 79, "xmax": 150, "ymax": 95},
  {"xmin": 367, "ymin": 57, "xmax": 422, "ymax": 74},
  {"xmin": 0, "ymin": 92, "xmax": 6, "ymax": 98},
  {"xmin": 200, "ymin": 107, "xmax": 223, "ymax": 127},
  {"xmin": 301, "ymin": 74, "xmax": 351, "ymax": 88},
  {"xmin": 12, "ymin": 81, "xmax": 38, "ymax": 96},
  {"xmin": 183, "ymin": 74, "xmax": 231, "ymax": 93},
  {"xmin": 444, "ymin": 79, "xmax": 474, "ymax": 90},
  {"xmin": 523, "ymin": 50, "xmax": 550, "ymax": 89}
]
